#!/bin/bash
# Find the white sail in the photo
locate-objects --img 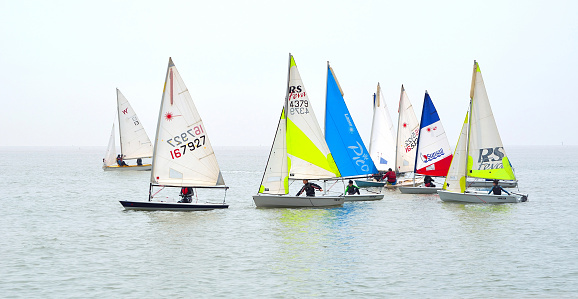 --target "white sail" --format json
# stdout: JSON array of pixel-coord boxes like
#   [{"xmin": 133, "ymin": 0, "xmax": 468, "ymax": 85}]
[
  {"xmin": 286, "ymin": 55, "xmax": 340, "ymax": 179},
  {"xmin": 443, "ymin": 112, "xmax": 469, "ymax": 193},
  {"xmin": 468, "ymin": 62, "xmax": 516, "ymax": 180},
  {"xmin": 116, "ymin": 89, "xmax": 153, "ymax": 160},
  {"xmin": 258, "ymin": 109, "xmax": 289, "ymax": 195},
  {"xmin": 395, "ymin": 85, "xmax": 419, "ymax": 173},
  {"xmin": 150, "ymin": 58, "xmax": 225, "ymax": 187},
  {"xmin": 369, "ymin": 83, "xmax": 397, "ymax": 171},
  {"xmin": 103, "ymin": 124, "xmax": 117, "ymax": 167}
]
